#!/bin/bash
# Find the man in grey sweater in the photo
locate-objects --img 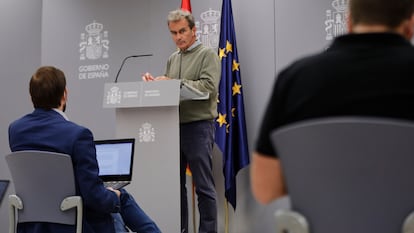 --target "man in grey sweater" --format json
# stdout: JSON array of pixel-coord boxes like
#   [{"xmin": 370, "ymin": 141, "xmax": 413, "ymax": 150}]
[{"xmin": 142, "ymin": 9, "xmax": 220, "ymax": 233}]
